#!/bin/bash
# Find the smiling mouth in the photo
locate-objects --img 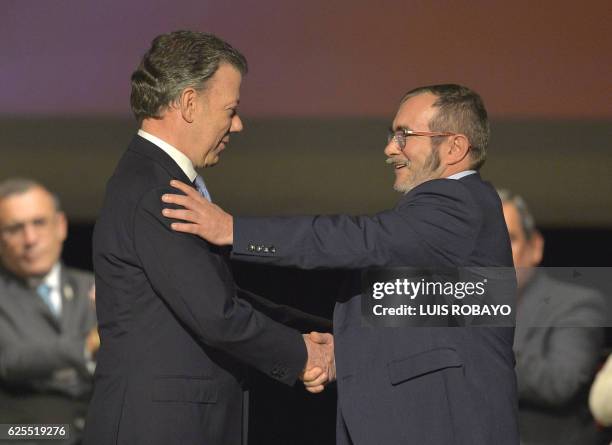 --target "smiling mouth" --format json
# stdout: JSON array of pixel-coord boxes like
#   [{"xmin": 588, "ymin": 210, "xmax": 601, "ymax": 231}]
[{"xmin": 386, "ymin": 158, "xmax": 410, "ymax": 170}]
